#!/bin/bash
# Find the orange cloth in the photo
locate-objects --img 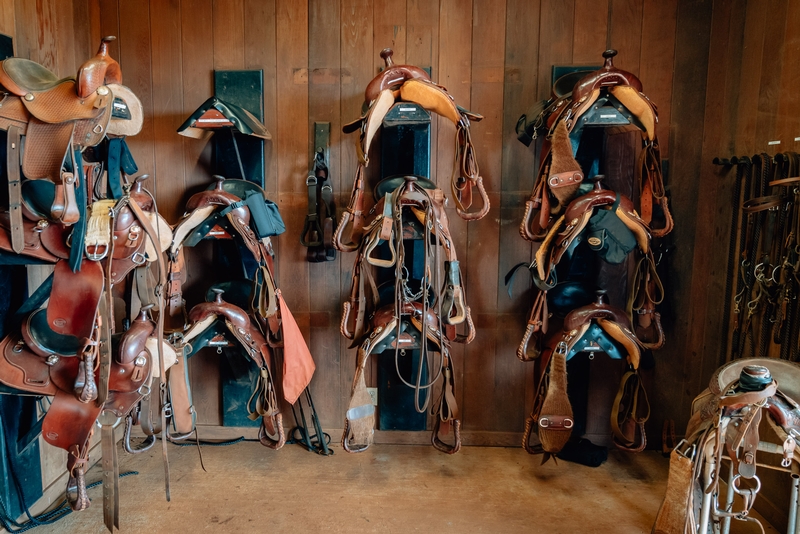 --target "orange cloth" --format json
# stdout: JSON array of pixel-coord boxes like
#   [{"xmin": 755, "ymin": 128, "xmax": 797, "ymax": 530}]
[{"xmin": 276, "ymin": 290, "xmax": 315, "ymax": 404}]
